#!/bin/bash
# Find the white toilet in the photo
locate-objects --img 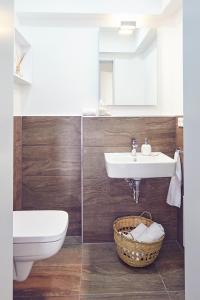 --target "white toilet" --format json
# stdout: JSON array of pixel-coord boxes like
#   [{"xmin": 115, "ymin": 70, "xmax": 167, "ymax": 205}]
[{"xmin": 13, "ymin": 210, "xmax": 69, "ymax": 282}]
